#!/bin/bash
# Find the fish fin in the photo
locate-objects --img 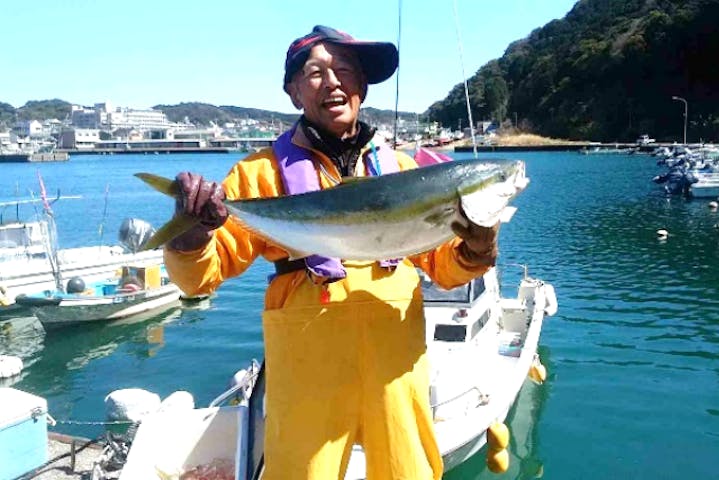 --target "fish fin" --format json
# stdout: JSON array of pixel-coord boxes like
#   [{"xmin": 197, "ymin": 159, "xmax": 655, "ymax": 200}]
[
  {"xmin": 340, "ymin": 176, "xmax": 370, "ymax": 184},
  {"xmin": 142, "ymin": 215, "xmax": 200, "ymax": 250},
  {"xmin": 134, "ymin": 172, "xmax": 180, "ymax": 196}
]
